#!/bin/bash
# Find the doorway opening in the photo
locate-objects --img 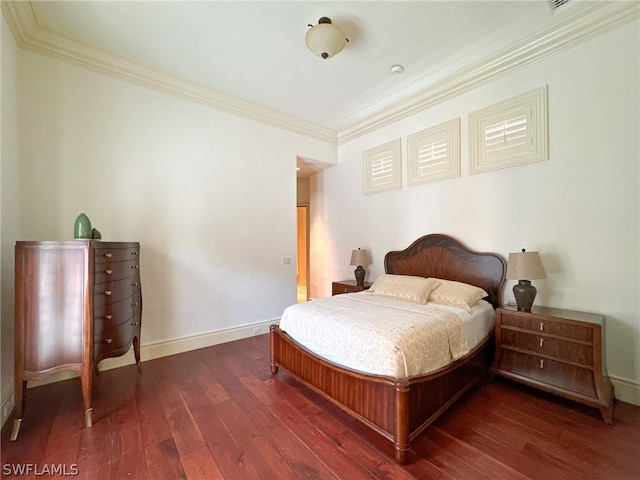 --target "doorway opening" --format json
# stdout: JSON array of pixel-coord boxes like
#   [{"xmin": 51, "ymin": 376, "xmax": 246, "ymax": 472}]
[{"xmin": 296, "ymin": 206, "xmax": 309, "ymax": 302}]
